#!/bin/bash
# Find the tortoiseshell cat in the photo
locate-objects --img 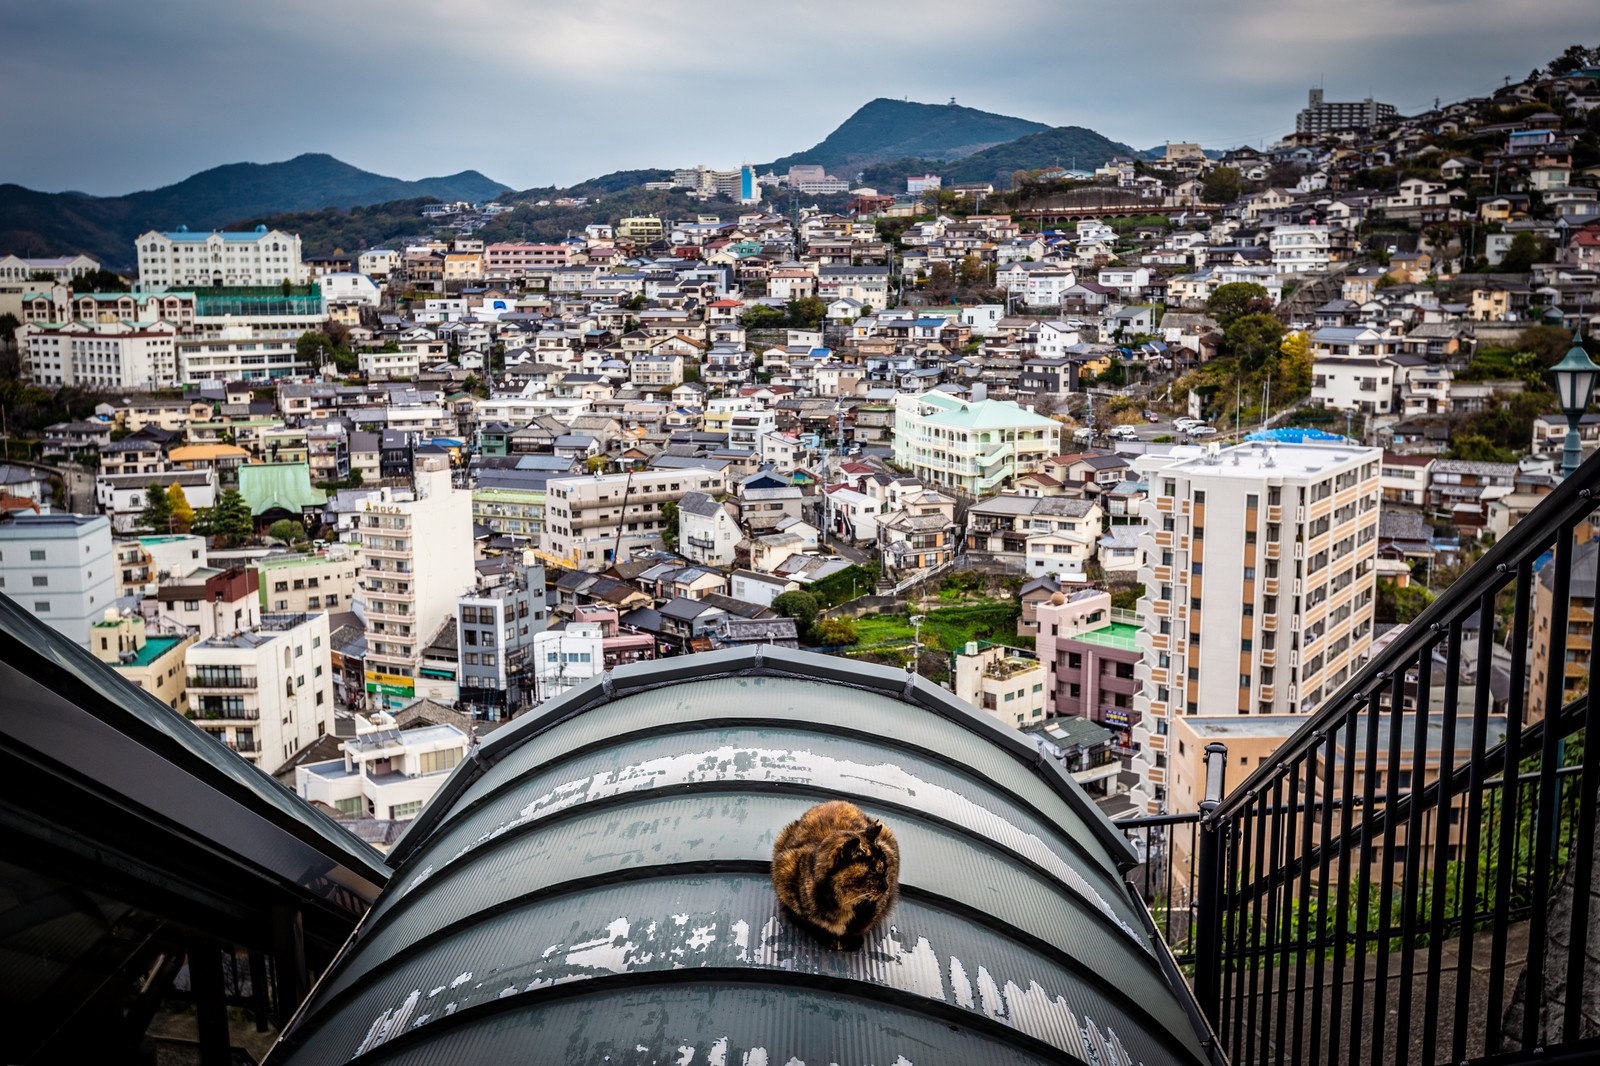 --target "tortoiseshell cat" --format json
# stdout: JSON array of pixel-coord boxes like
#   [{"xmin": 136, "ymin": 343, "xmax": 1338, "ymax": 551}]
[{"xmin": 771, "ymin": 800, "xmax": 900, "ymax": 950}]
